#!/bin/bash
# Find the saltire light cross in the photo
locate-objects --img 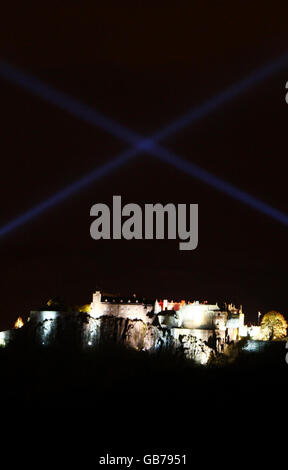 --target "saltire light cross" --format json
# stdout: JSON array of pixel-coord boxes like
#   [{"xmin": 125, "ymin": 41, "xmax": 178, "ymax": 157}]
[{"xmin": 0, "ymin": 52, "xmax": 288, "ymax": 238}]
